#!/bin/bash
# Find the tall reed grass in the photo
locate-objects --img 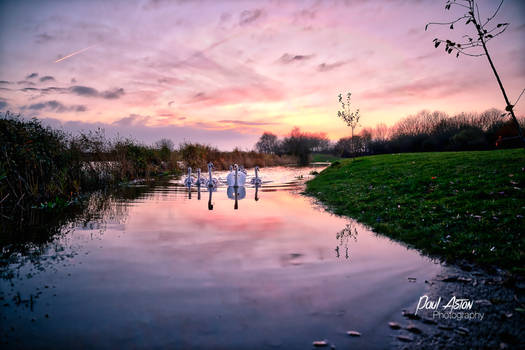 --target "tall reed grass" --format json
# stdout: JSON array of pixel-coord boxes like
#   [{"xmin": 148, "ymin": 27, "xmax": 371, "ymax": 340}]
[
  {"xmin": 177, "ymin": 142, "xmax": 295, "ymax": 170},
  {"xmin": 0, "ymin": 113, "xmax": 179, "ymax": 210}
]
